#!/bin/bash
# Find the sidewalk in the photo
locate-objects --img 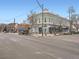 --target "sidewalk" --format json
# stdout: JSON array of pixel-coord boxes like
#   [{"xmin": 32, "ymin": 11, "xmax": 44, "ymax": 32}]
[
  {"xmin": 31, "ymin": 34, "xmax": 56, "ymax": 37},
  {"xmin": 57, "ymin": 34, "xmax": 79, "ymax": 43},
  {"xmin": 31, "ymin": 34, "xmax": 79, "ymax": 43}
]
